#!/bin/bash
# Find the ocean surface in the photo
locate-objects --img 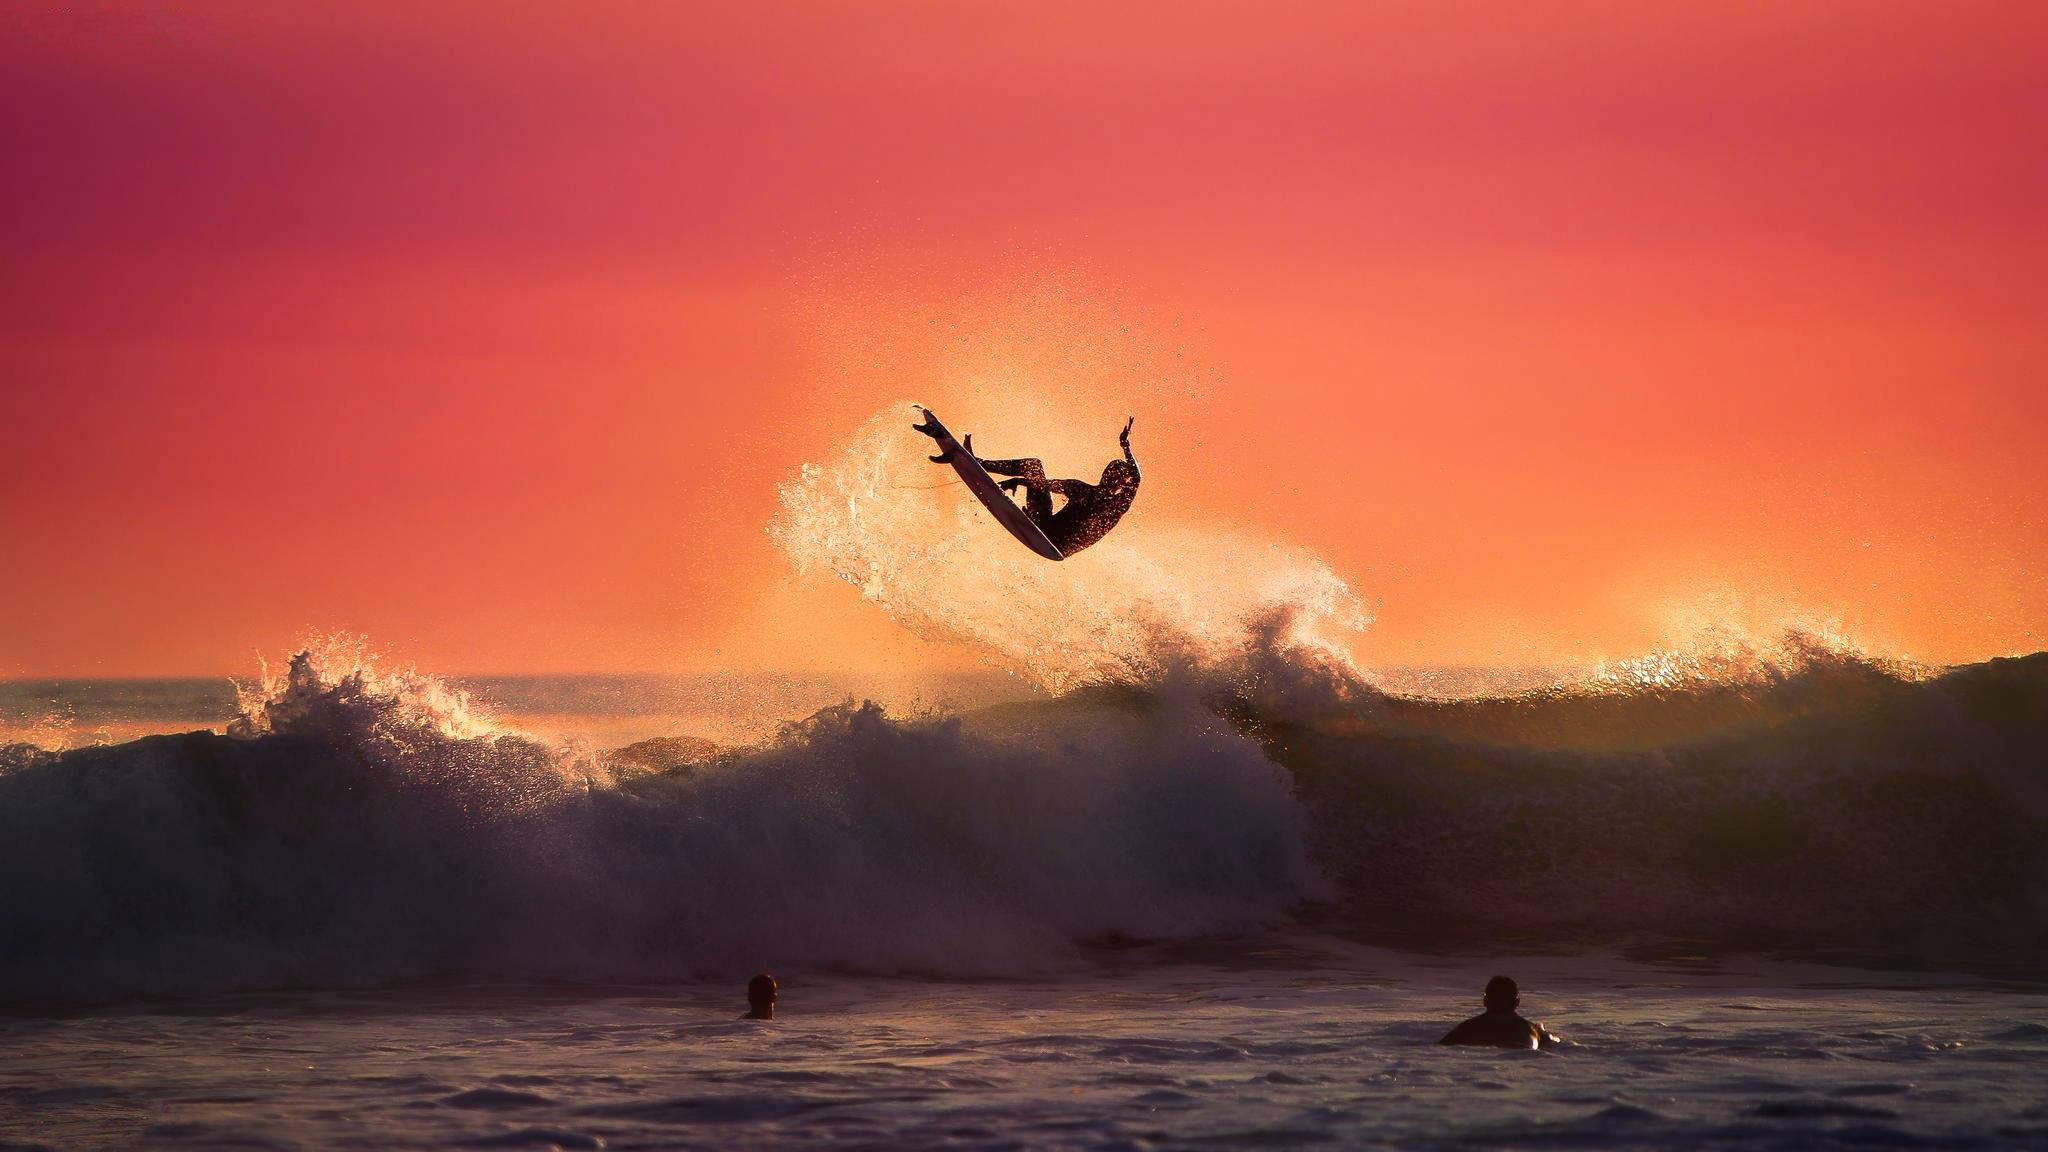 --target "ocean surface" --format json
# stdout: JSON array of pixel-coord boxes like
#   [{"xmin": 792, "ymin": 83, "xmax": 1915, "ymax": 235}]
[
  {"xmin": 3, "ymin": 641, "xmax": 2045, "ymax": 1149},
  {"xmin": 5, "ymin": 943, "xmax": 2047, "ymax": 1150}
]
